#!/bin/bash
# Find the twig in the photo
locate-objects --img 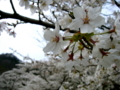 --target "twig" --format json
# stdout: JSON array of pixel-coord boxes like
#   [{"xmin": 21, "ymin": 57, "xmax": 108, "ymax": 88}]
[
  {"xmin": 0, "ymin": 10, "xmax": 55, "ymax": 28},
  {"xmin": 10, "ymin": 0, "xmax": 17, "ymax": 14},
  {"xmin": 37, "ymin": 0, "xmax": 41, "ymax": 21},
  {"xmin": 41, "ymin": 12, "xmax": 54, "ymax": 24},
  {"xmin": 114, "ymin": 0, "xmax": 120, "ymax": 8}
]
